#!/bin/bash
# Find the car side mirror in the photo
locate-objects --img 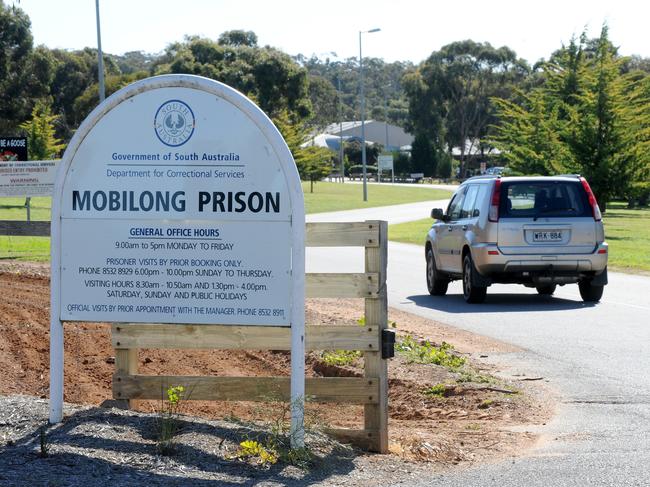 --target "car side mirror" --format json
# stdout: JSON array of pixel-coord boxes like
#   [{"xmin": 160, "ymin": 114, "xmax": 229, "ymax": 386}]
[{"xmin": 431, "ymin": 208, "xmax": 446, "ymax": 221}]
